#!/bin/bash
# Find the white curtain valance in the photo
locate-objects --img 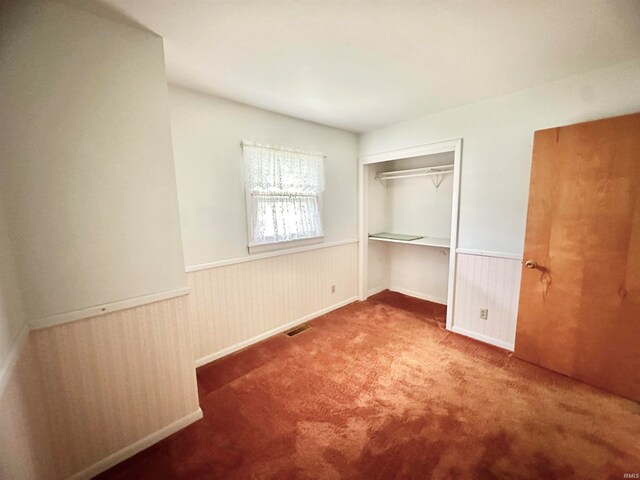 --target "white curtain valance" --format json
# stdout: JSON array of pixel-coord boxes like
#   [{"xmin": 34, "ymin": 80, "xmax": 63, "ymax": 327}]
[{"xmin": 243, "ymin": 141, "xmax": 325, "ymax": 196}]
